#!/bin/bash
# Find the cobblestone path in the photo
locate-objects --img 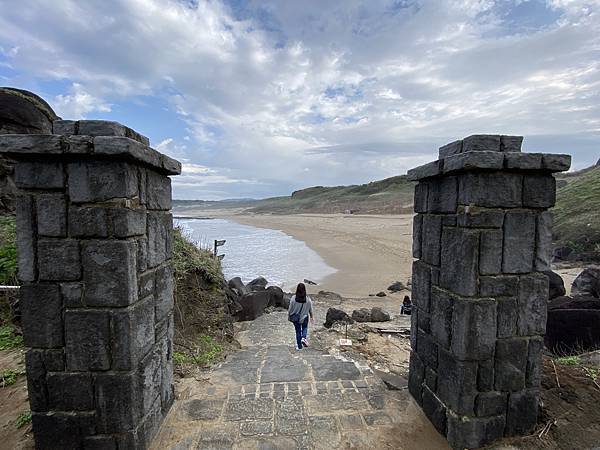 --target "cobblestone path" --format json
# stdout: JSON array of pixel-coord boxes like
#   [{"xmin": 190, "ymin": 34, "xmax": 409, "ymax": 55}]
[{"xmin": 152, "ymin": 311, "xmax": 449, "ymax": 449}]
